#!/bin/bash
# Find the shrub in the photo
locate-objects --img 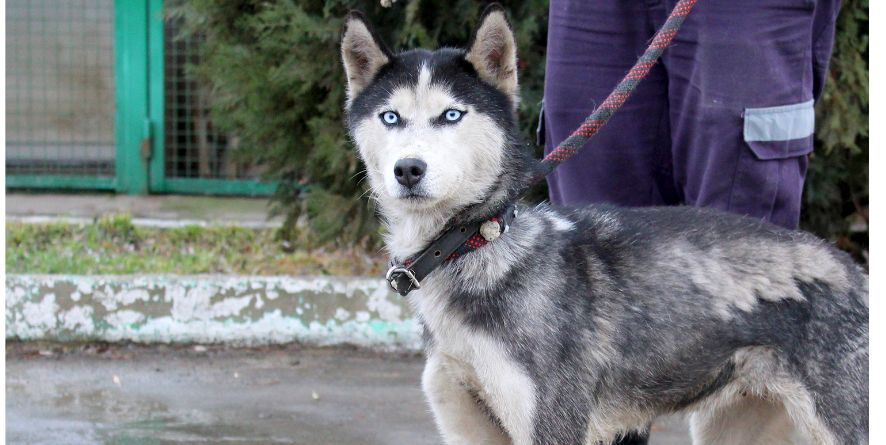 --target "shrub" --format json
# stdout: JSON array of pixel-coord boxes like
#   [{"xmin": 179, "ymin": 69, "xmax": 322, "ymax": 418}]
[
  {"xmin": 167, "ymin": 0, "xmax": 547, "ymax": 247},
  {"xmin": 168, "ymin": 0, "xmax": 547, "ymax": 246},
  {"xmin": 169, "ymin": 0, "xmax": 867, "ymax": 260},
  {"xmin": 804, "ymin": 0, "xmax": 868, "ymax": 263}
]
